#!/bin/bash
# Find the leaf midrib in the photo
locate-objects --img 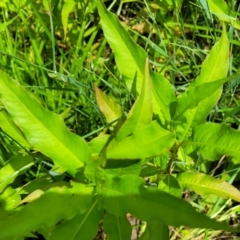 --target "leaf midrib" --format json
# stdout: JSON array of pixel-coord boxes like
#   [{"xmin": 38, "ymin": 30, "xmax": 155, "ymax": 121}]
[{"xmin": 1, "ymin": 78, "xmax": 83, "ymax": 169}]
